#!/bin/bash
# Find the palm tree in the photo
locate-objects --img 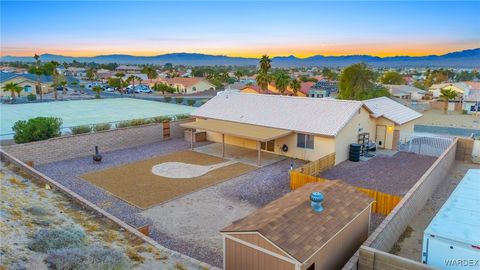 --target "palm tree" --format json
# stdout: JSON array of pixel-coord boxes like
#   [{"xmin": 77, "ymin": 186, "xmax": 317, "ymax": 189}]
[
  {"xmin": 142, "ymin": 66, "xmax": 158, "ymax": 80},
  {"xmin": 256, "ymin": 71, "xmax": 271, "ymax": 93},
  {"xmin": 33, "ymin": 54, "xmax": 43, "ymax": 101},
  {"xmin": 290, "ymin": 78, "xmax": 301, "ymax": 96},
  {"xmin": 2, "ymin": 82, "xmax": 22, "ymax": 101},
  {"xmin": 126, "ymin": 75, "xmax": 140, "ymax": 97},
  {"xmin": 60, "ymin": 81, "xmax": 68, "ymax": 97},
  {"xmin": 50, "ymin": 61, "xmax": 60, "ymax": 100},
  {"xmin": 152, "ymin": 83, "xmax": 165, "ymax": 95},
  {"xmin": 234, "ymin": 70, "xmax": 243, "ymax": 82},
  {"xmin": 275, "ymin": 73, "xmax": 290, "ymax": 95},
  {"xmin": 259, "ymin": 55, "xmax": 271, "ymax": 73},
  {"xmin": 440, "ymin": 88, "xmax": 457, "ymax": 113},
  {"xmin": 115, "ymin": 72, "xmax": 125, "ymax": 95}
]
